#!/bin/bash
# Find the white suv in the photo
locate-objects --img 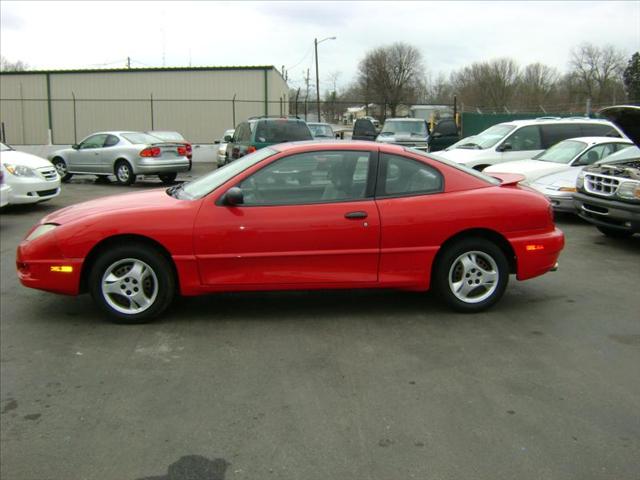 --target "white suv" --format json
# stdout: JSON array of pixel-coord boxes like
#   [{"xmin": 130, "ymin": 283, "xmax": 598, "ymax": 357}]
[{"xmin": 436, "ymin": 117, "xmax": 625, "ymax": 170}]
